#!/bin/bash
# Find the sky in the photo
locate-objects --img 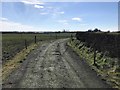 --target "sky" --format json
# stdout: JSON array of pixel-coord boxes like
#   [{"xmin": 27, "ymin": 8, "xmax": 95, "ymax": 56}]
[{"xmin": 0, "ymin": 0, "xmax": 119, "ymax": 32}]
